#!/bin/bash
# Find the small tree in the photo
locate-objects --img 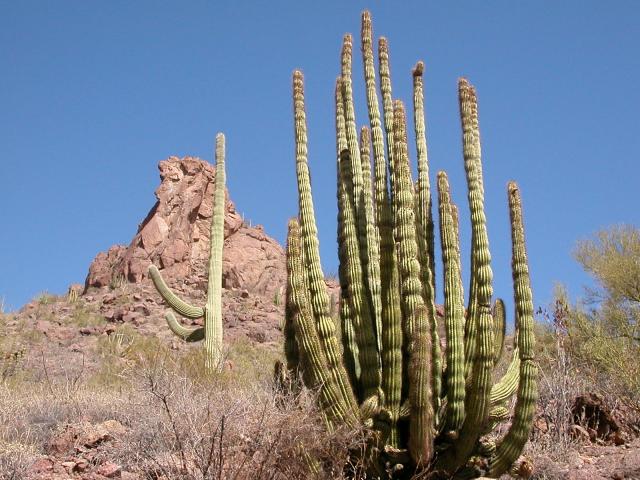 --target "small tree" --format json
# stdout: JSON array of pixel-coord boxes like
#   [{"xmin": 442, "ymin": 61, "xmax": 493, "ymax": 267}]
[{"xmin": 567, "ymin": 224, "xmax": 640, "ymax": 398}]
